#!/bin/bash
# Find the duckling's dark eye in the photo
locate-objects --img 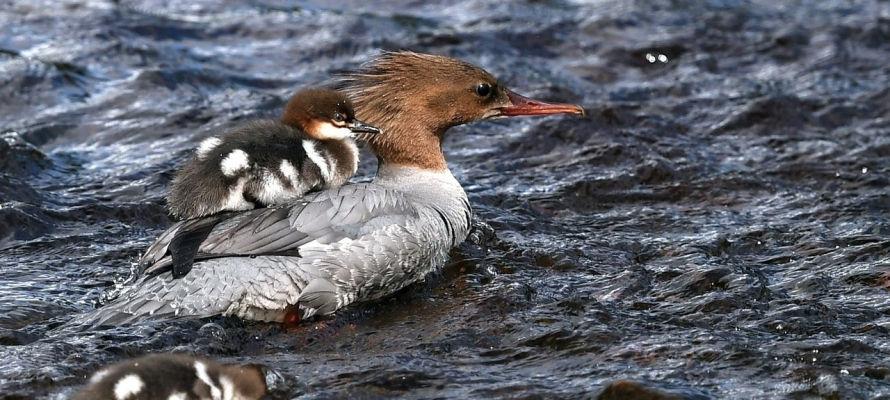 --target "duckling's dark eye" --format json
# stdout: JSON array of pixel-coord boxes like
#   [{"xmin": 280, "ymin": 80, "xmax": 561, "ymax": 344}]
[
  {"xmin": 333, "ymin": 113, "xmax": 345, "ymax": 122},
  {"xmin": 475, "ymin": 83, "xmax": 491, "ymax": 97}
]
